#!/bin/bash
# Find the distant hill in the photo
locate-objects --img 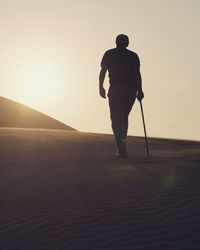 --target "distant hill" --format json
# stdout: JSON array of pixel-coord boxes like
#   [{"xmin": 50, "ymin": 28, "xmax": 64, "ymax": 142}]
[{"xmin": 0, "ymin": 96, "xmax": 75, "ymax": 130}]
